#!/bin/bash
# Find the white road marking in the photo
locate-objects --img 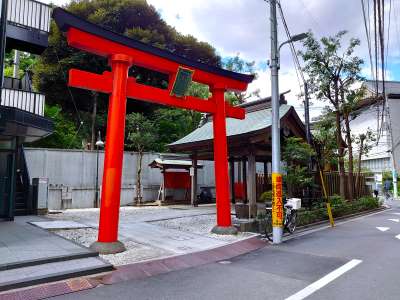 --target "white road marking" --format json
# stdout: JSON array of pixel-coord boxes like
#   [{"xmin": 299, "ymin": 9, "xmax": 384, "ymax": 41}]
[
  {"xmin": 284, "ymin": 209, "xmax": 392, "ymax": 242},
  {"xmin": 388, "ymin": 218, "xmax": 400, "ymax": 223},
  {"xmin": 376, "ymin": 227, "xmax": 390, "ymax": 232},
  {"xmin": 392, "ymin": 213, "xmax": 400, "ymax": 215},
  {"xmin": 285, "ymin": 259, "xmax": 362, "ymax": 300},
  {"xmin": 395, "ymin": 234, "xmax": 400, "ymax": 240}
]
